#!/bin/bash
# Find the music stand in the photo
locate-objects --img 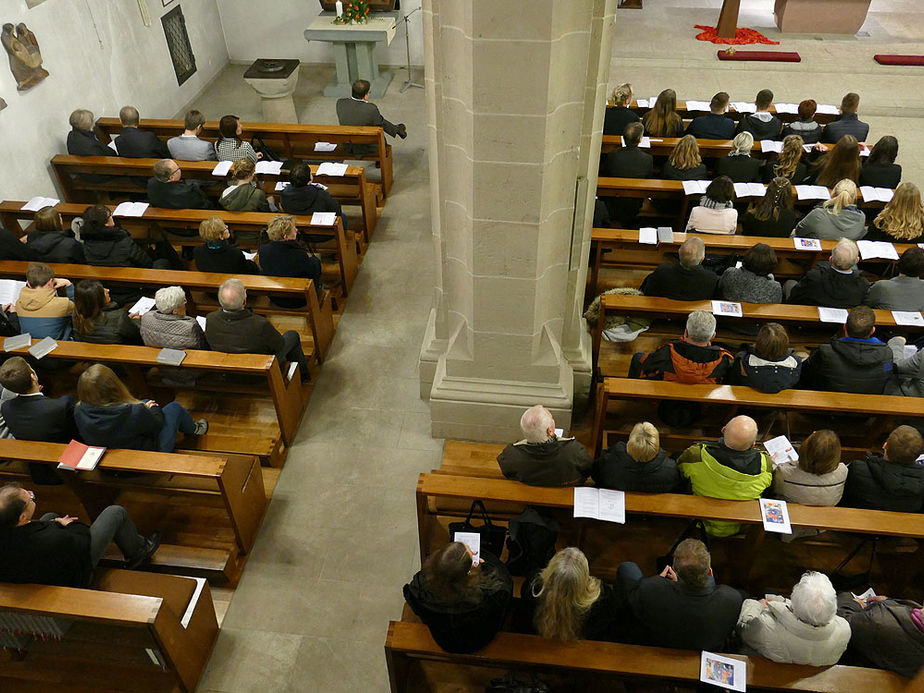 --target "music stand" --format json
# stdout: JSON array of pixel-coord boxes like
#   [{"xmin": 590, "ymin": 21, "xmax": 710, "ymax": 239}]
[{"xmin": 400, "ymin": 7, "xmax": 423, "ymax": 93}]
